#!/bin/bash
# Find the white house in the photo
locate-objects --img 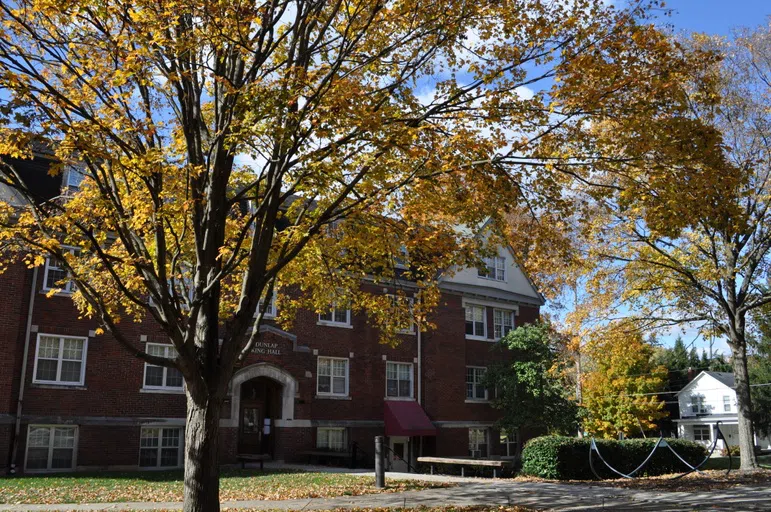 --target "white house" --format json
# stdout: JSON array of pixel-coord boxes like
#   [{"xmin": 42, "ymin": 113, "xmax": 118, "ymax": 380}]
[{"xmin": 674, "ymin": 371, "xmax": 771, "ymax": 451}]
